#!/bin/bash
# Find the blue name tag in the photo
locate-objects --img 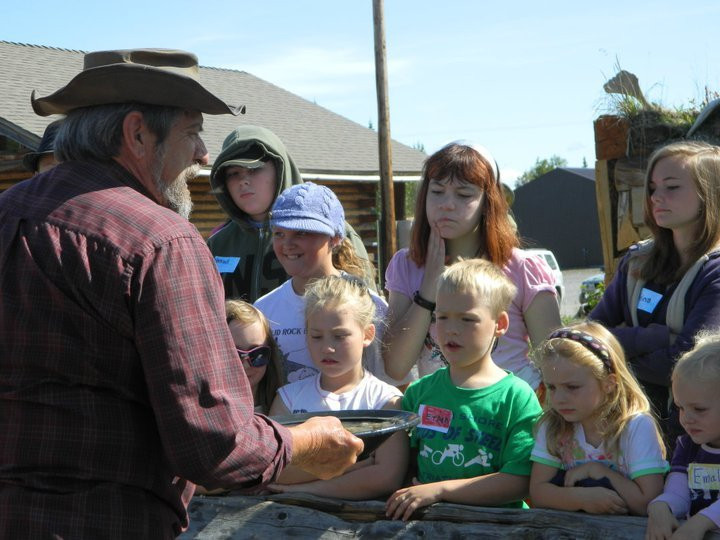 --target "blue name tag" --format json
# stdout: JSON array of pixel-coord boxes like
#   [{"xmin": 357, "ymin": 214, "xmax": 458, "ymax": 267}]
[
  {"xmin": 214, "ymin": 256, "xmax": 240, "ymax": 273},
  {"xmin": 637, "ymin": 288, "xmax": 663, "ymax": 314}
]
